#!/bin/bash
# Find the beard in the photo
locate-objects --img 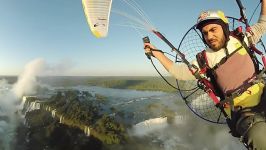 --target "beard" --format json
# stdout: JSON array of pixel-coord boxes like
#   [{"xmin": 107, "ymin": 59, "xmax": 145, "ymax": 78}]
[{"xmin": 207, "ymin": 36, "xmax": 226, "ymax": 51}]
